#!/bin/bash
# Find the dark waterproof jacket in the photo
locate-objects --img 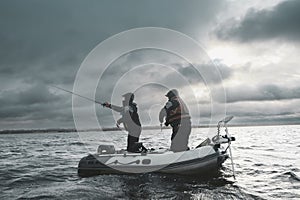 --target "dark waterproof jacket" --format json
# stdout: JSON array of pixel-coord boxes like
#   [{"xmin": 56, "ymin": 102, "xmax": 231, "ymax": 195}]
[{"xmin": 111, "ymin": 102, "xmax": 141, "ymax": 137}]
